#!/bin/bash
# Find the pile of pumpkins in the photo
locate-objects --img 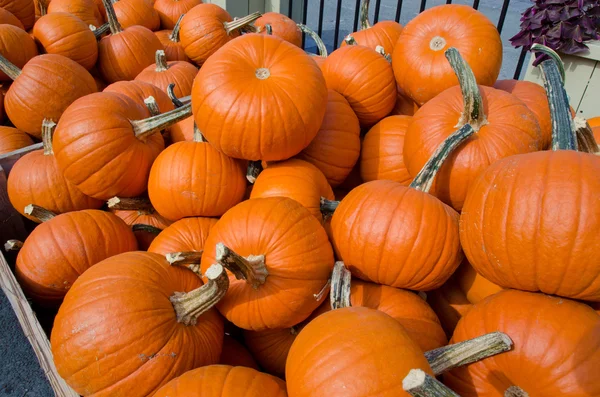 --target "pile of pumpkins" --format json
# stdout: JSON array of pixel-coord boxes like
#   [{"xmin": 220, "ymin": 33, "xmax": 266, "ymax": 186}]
[{"xmin": 1, "ymin": 0, "xmax": 599, "ymax": 395}]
